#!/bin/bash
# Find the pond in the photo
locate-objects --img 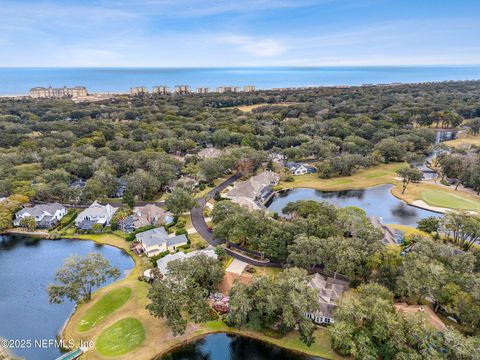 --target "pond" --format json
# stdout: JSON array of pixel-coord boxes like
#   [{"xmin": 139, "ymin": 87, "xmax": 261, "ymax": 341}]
[
  {"xmin": 267, "ymin": 184, "xmax": 440, "ymax": 227},
  {"xmin": 159, "ymin": 333, "xmax": 324, "ymax": 360},
  {"xmin": 0, "ymin": 234, "xmax": 134, "ymax": 360}
]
